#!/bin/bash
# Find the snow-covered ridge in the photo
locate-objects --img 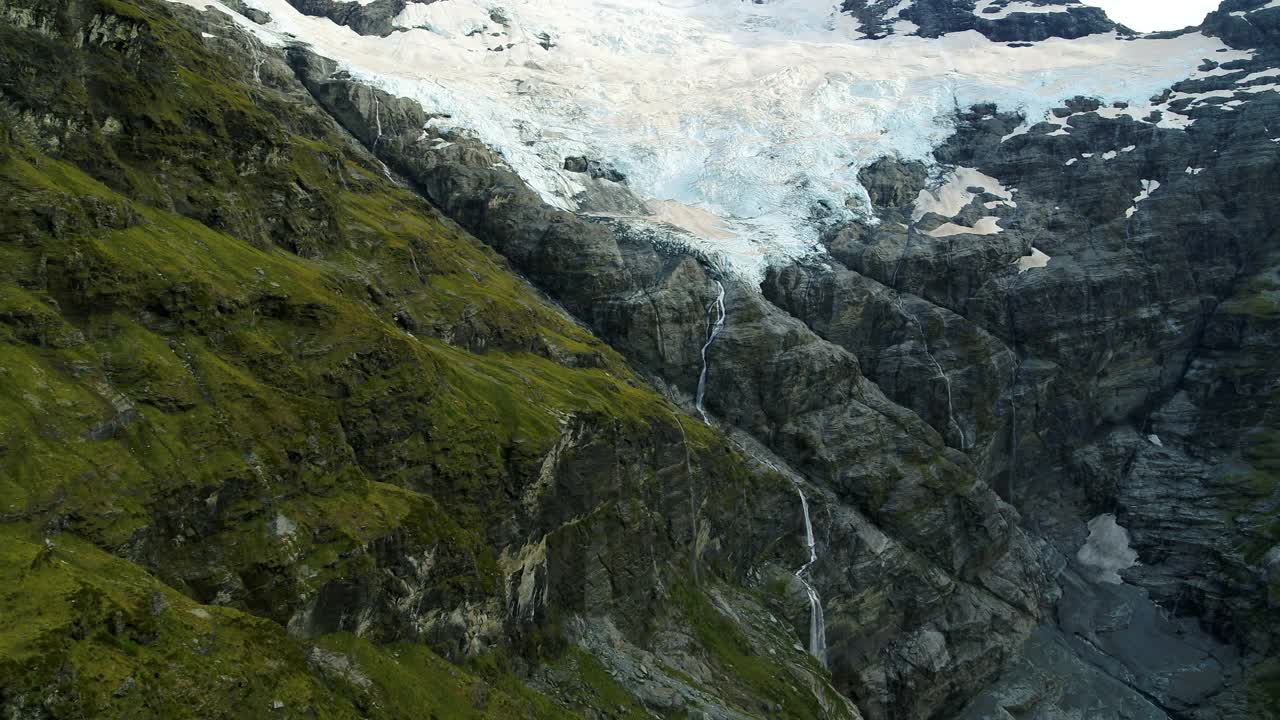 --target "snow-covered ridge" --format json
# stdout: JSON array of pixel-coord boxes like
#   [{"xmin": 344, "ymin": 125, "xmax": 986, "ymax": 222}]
[
  {"xmin": 973, "ymin": 0, "xmax": 1070, "ymax": 20},
  {"xmin": 173, "ymin": 0, "xmax": 1249, "ymax": 281},
  {"xmin": 1232, "ymin": 0, "xmax": 1280, "ymax": 16}
]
